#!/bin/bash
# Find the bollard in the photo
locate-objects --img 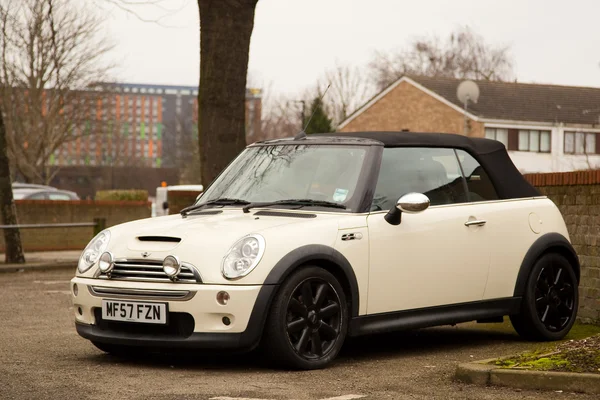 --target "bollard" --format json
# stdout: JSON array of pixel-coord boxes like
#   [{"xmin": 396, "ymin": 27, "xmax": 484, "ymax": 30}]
[{"xmin": 93, "ymin": 218, "xmax": 106, "ymax": 236}]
